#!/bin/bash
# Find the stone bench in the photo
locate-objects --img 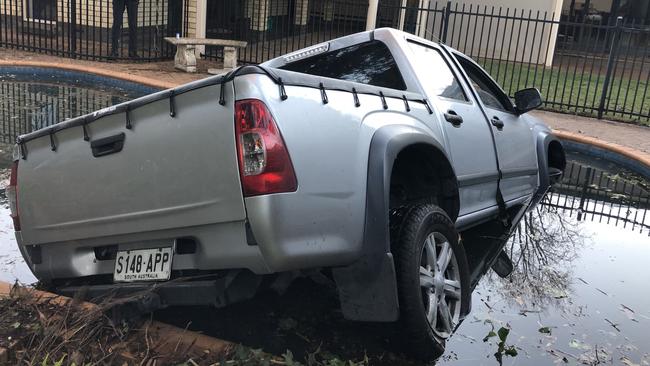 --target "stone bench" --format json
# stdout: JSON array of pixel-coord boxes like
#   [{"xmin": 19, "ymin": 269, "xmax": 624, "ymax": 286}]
[{"xmin": 164, "ymin": 37, "xmax": 248, "ymax": 73}]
